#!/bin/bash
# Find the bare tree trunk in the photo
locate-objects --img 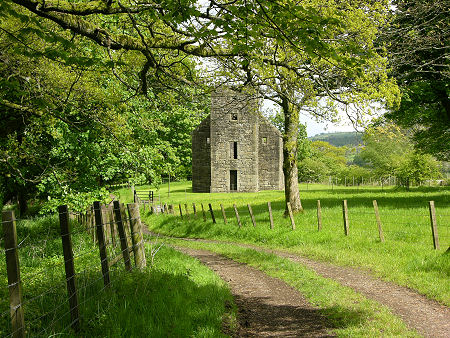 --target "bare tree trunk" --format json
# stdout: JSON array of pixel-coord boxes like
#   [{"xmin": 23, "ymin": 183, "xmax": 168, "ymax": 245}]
[{"xmin": 281, "ymin": 96, "xmax": 303, "ymax": 215}]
